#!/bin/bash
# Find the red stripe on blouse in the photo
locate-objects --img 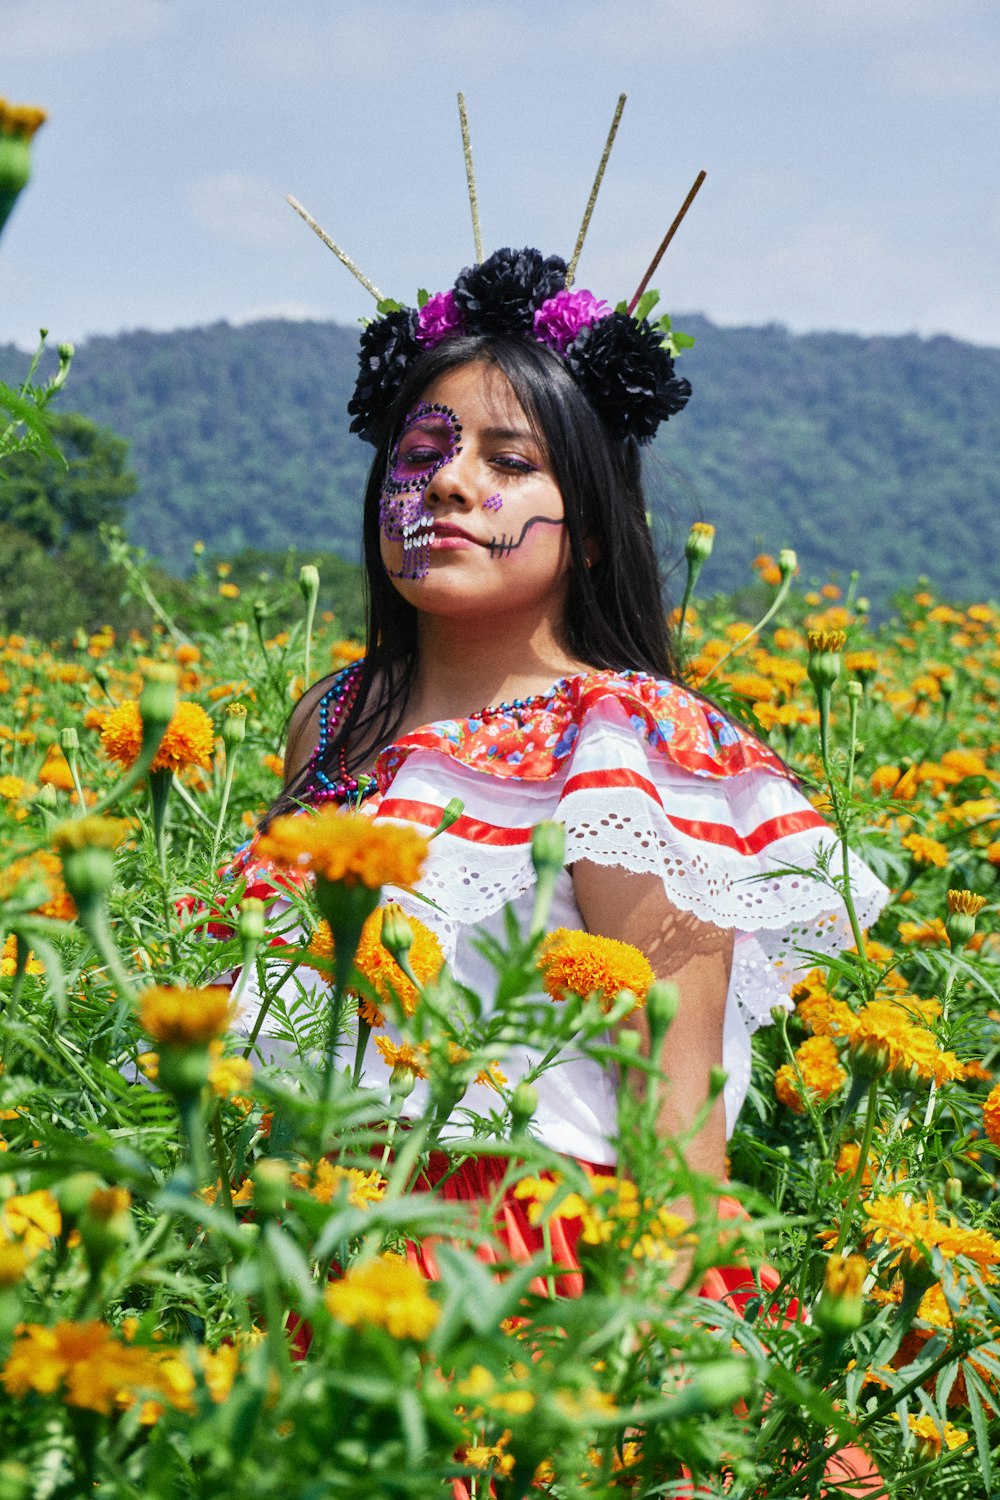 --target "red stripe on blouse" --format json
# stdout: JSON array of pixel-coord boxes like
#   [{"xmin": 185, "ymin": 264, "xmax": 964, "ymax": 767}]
[{"xmin": 379, "ymin": 773, "xmax": 826, "ymax": 854}]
